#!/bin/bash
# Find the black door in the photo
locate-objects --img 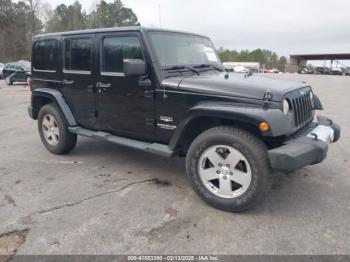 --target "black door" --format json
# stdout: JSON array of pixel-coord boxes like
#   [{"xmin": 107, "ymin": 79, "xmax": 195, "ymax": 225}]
[
  {"xmin": 61, "ymin": 35, "xmax": 97, "ymax": 128},
  {"xmin": 96, "ymin": 32, "xmax": 155, "ymax": 140}
]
